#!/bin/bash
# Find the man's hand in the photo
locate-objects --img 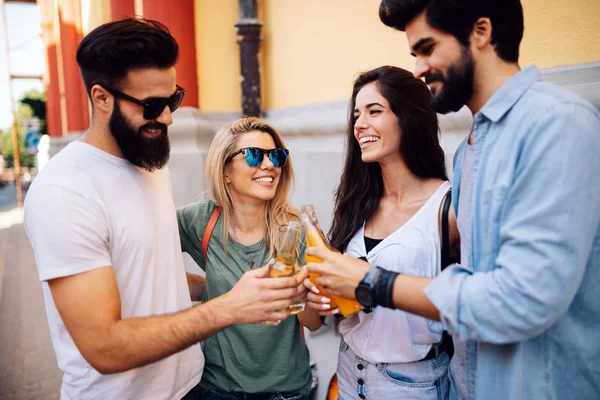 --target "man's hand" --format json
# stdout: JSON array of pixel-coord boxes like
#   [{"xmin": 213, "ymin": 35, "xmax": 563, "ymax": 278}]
[
  {"xmin": 305, "ymin": 247, "xmax": 371, "ymax": 300},
  {"xmin": 306, "ymin": 248, "xmax": 440, "ymax": 319},
  {"xmin": 223, "ymin": 265, "xmax": 298, "ymax": 324}
]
